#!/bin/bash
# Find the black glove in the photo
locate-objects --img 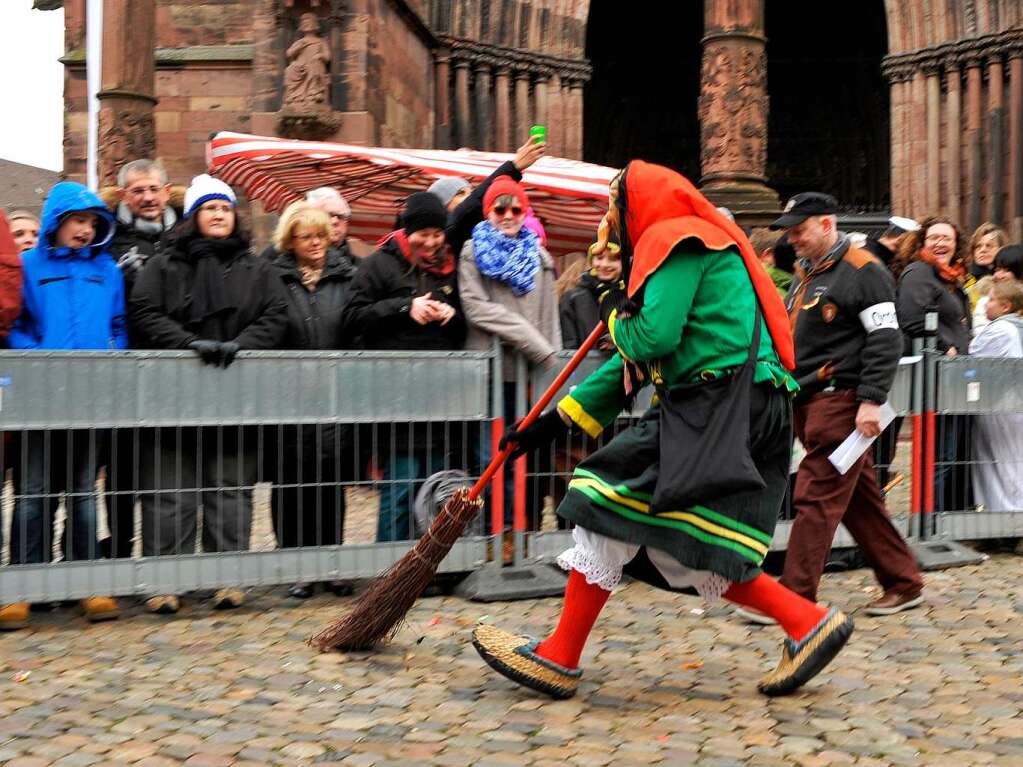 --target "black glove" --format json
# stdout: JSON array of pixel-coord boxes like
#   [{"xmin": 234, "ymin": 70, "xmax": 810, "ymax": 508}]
[
  {"xmin": 597, "ymin": 279, "xmax": 638, "ymax": 325},
  {"xmin": 219, "ymin": 341, "xmax": 240, "ymax": 367},
  {"xmin": 189, "ymin": 339, "xmax": 222, "ymax": 366},
  {"xmin": 499, "ymin": 409, "xmax": 569, "ymax": 460}
]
